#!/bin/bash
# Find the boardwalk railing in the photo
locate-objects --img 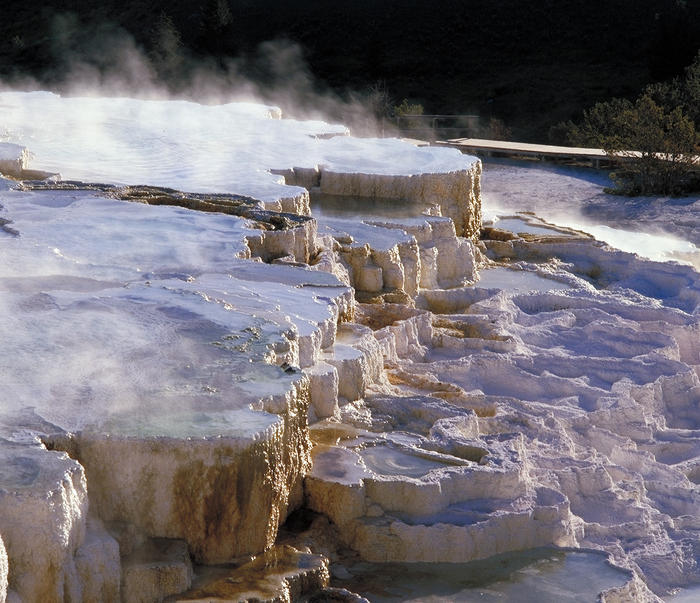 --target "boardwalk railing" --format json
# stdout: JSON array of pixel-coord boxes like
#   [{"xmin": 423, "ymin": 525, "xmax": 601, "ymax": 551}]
[{"xmin": 394, "ymin": 115, "xmax": 480, "ymax": 141}]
